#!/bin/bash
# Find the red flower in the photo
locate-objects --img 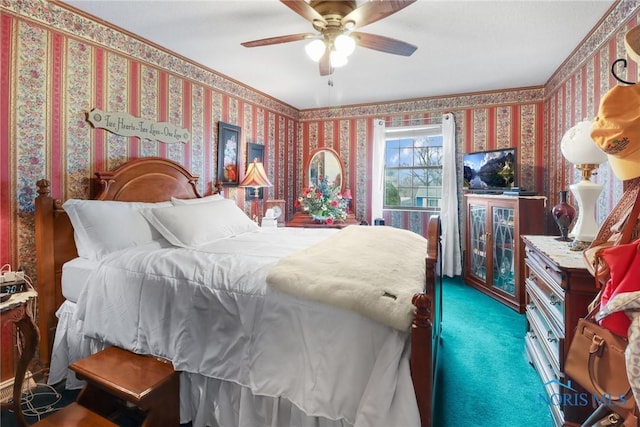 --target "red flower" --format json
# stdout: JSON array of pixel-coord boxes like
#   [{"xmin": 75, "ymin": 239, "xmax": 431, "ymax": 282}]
[
  {"xmin": 315, "ymin": 191, "xmax": 322, "ymax": 199},
  {"xmin": 325, "ymin": 217, "xmax": 334, "ymax": 225},
  {"xmin": 330, "ymin": 200, "xmax": 338, "ymax": 208},
  {"xmin": 294, "ymin": 199, "xmax": 301, "ymax": 208}
]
